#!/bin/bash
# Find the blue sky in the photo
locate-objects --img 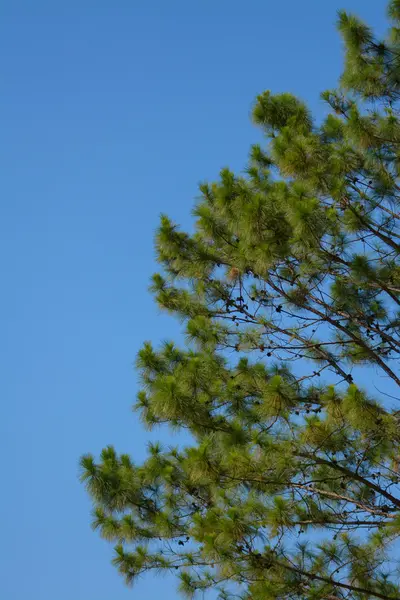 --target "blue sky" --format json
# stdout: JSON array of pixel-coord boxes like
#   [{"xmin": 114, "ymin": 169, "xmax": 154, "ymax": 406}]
[{"xmin": 1, "ymin": 1, "xmax": 389, "ymax": 598}]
